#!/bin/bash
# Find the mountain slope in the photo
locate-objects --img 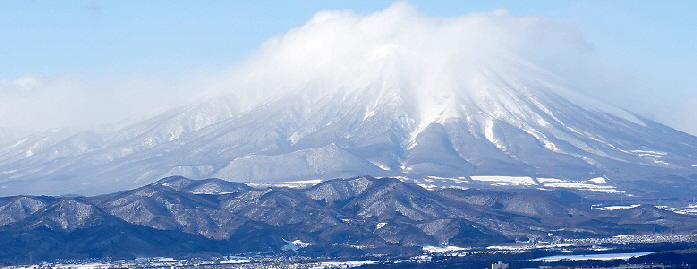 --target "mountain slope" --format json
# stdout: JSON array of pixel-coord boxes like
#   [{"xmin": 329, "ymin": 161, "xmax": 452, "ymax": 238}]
[{"xmin": 2, "ymin": 74, "xmax": 697, "ymax": 196}]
